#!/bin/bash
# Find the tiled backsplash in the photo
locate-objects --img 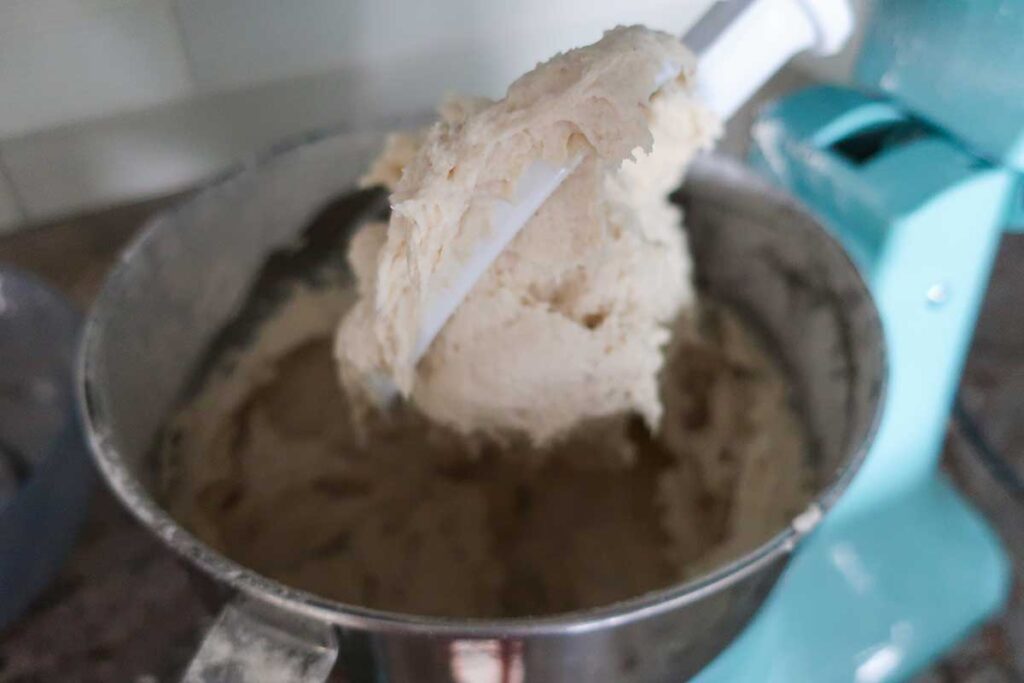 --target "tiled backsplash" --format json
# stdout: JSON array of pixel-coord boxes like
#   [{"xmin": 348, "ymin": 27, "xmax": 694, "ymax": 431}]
[
  {"xmin": 0, "ymin": 0, "xmax": 192, "ymax": 140},
  {"xmin": 0, "ymin": 0, "xmax": 865, "ymax": 232}
]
